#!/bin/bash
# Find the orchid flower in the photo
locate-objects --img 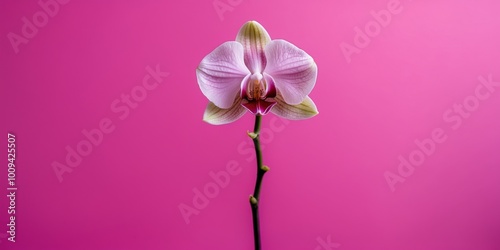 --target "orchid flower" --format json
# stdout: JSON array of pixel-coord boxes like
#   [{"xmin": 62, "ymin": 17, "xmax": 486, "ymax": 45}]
[
  {"xmin": 197, "ymin": 21, "xmax": 318, "ymax": 125},
  {"xmin": 196, "ymin": 21, "xmax": 319, "ymax": 250}
]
